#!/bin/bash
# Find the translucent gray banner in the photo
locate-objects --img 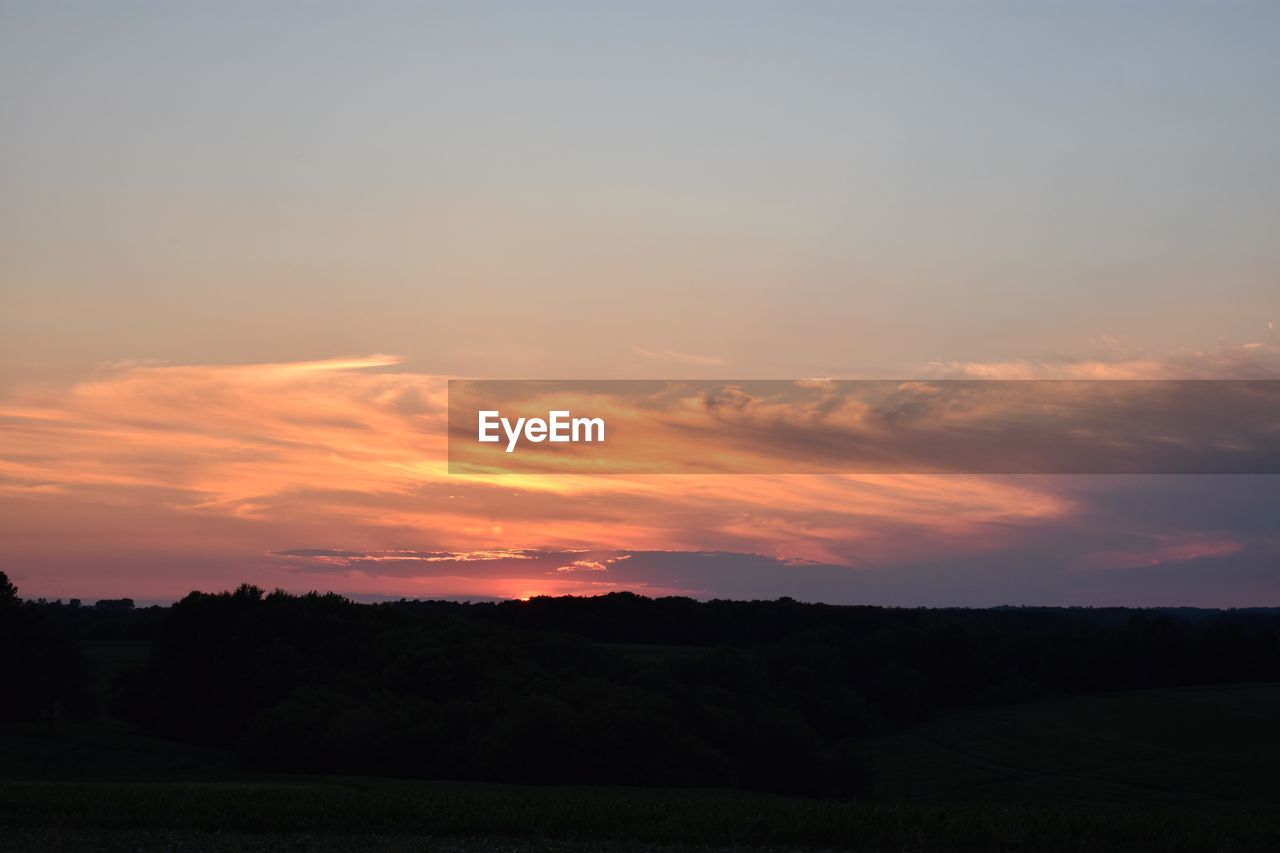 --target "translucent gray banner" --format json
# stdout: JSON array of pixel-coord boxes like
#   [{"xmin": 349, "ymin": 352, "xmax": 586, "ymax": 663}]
[{"xmin": 447, "ymin": 380, "xmax": 1280, "ymax": 475}]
